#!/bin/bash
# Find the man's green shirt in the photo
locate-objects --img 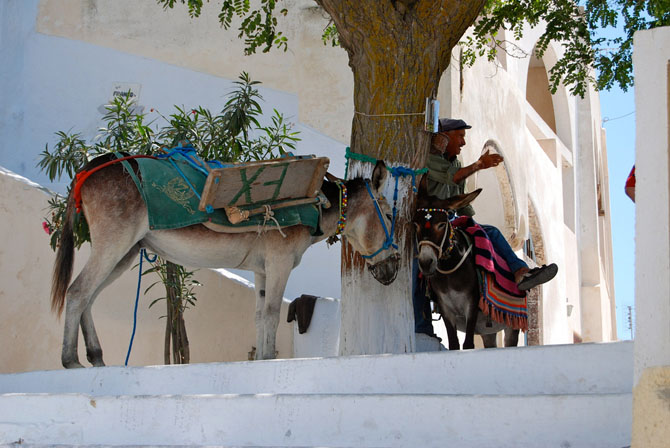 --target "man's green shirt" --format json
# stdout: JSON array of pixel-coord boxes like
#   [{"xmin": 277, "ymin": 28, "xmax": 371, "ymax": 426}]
[{"xmin": 426, "ymin": 153, "xmax": 476, "ymax": 217}]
